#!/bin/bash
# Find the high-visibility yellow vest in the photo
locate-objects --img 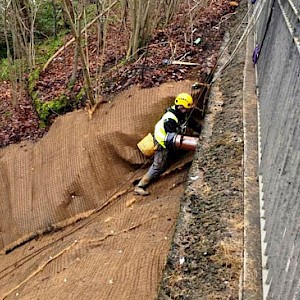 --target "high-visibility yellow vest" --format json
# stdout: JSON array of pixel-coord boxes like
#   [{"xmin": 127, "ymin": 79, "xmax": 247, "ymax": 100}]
[{"xmin": 154, "ymin": 110, "xmax": 178, "ymax": 148}]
